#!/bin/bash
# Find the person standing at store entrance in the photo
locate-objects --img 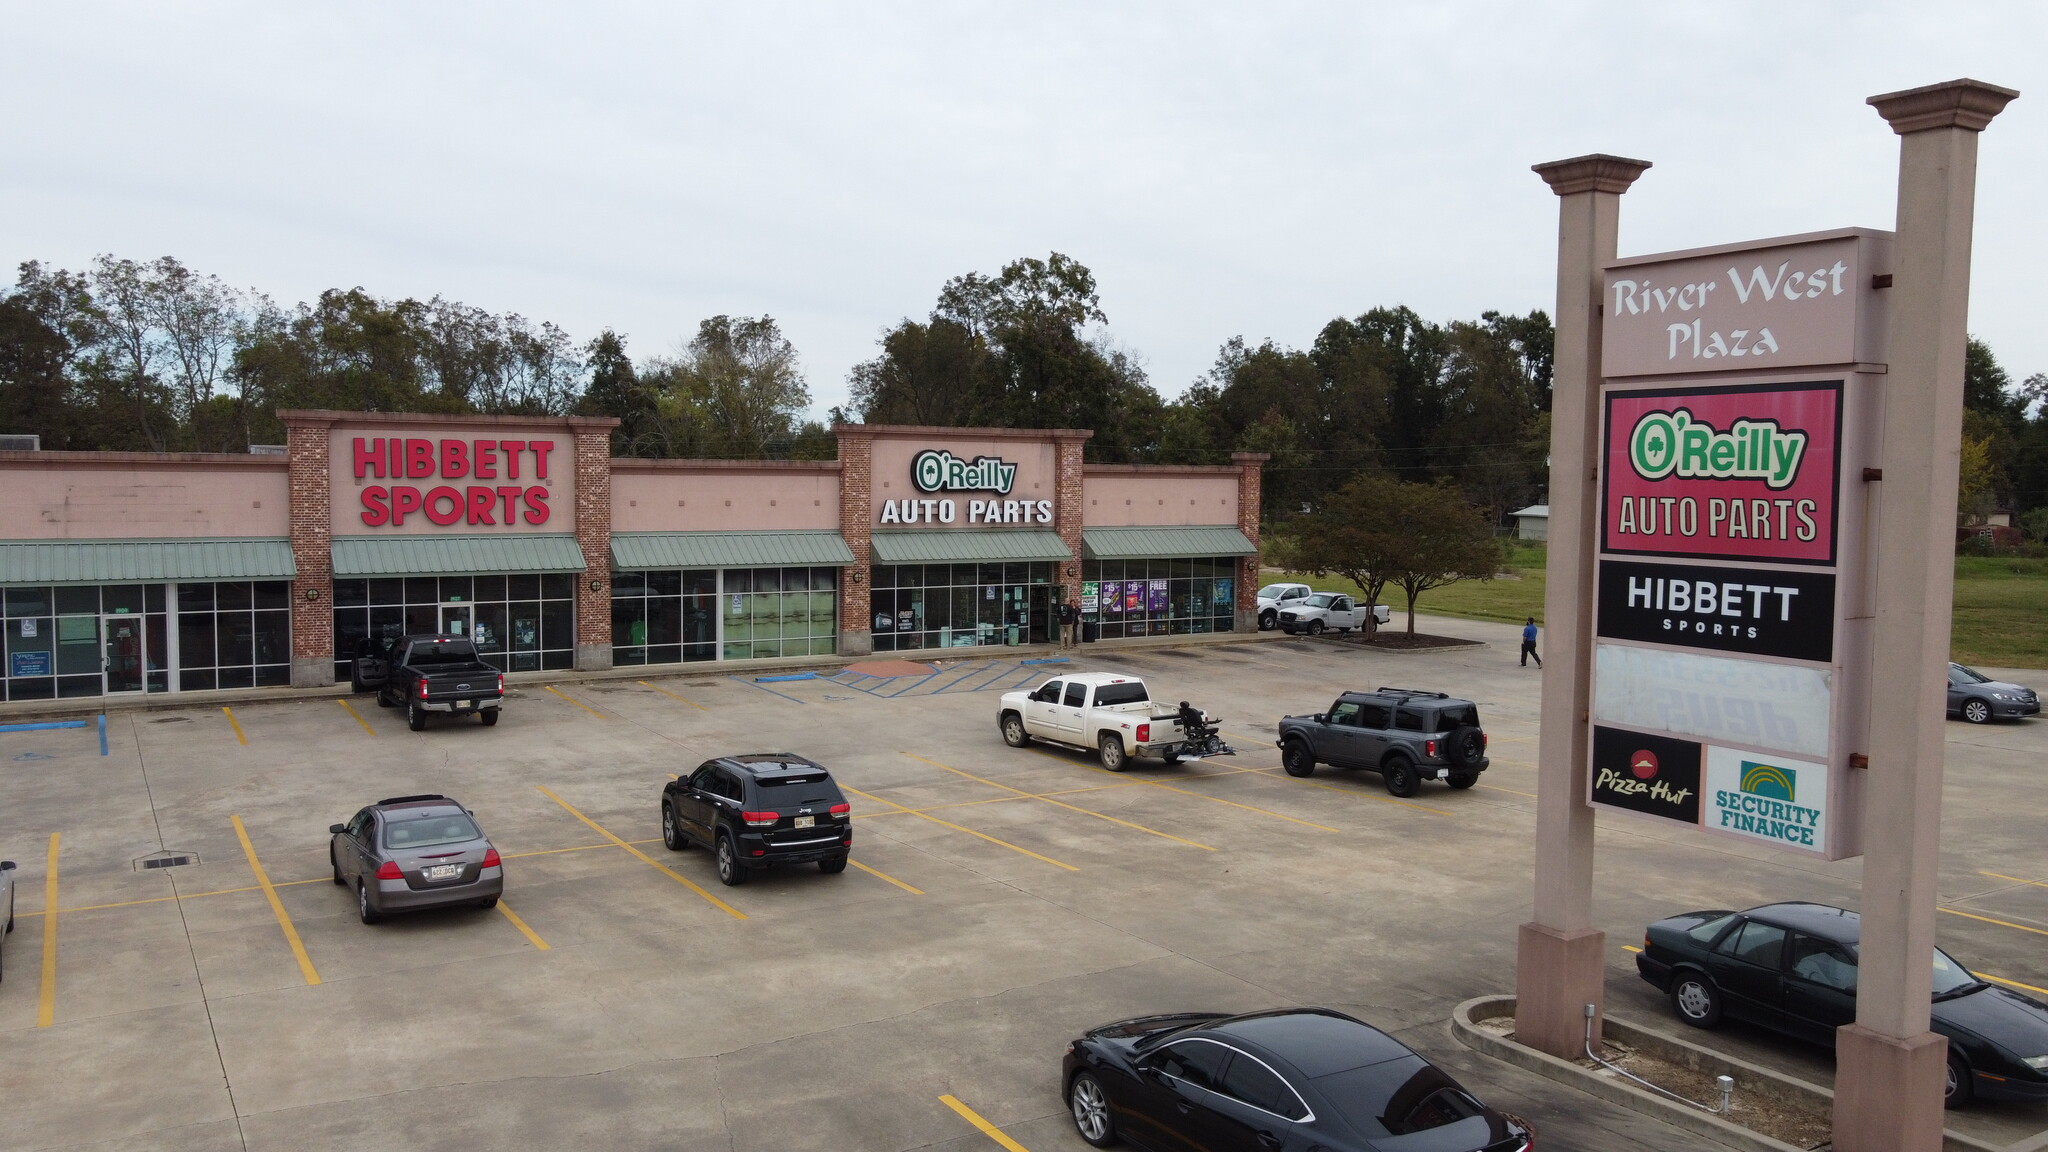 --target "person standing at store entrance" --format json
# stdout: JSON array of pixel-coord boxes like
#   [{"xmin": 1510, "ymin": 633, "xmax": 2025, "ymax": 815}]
[
  {"xmin": 1520, "ymin": 616, "xmax": 1542, "ymax": 668},
  {"xmin": 1058, "ymin": 597, "xmax": 1079, "ymax": 648}
]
